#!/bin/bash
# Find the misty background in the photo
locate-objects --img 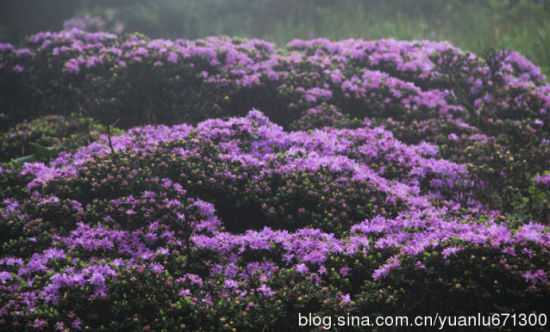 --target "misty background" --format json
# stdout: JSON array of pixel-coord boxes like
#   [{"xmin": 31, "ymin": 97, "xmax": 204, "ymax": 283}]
[{"xmin": 1, "ymin": 0, "xmax": 549, "ymax": 74}]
